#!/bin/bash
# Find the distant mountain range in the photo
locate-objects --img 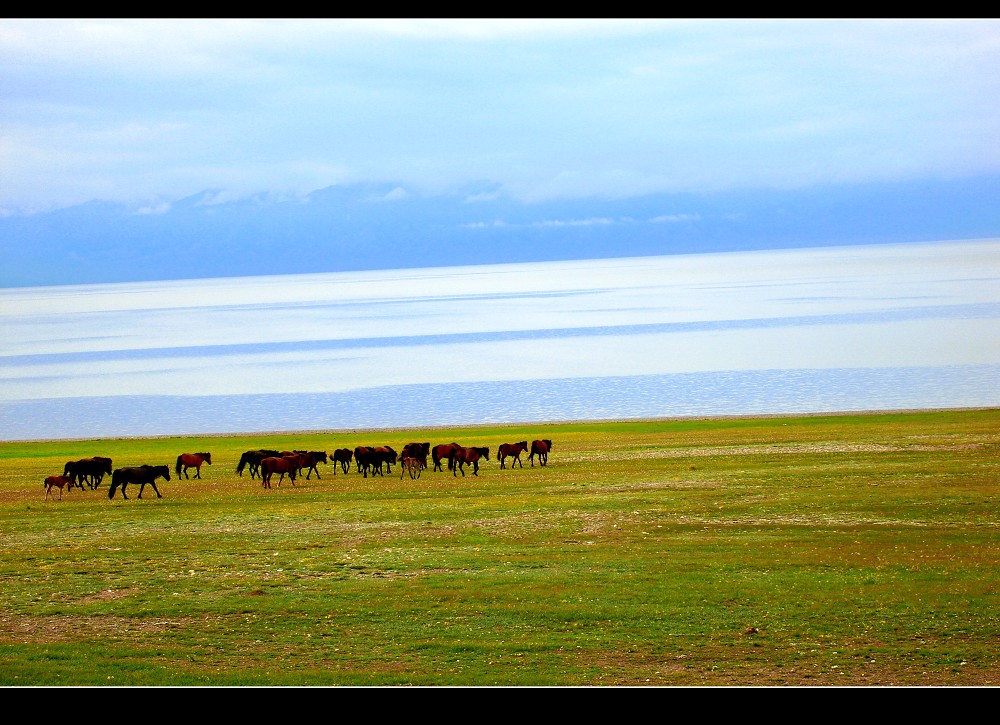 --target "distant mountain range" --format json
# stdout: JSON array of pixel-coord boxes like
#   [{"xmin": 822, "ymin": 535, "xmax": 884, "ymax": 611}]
[{"xmin": 2, "ymin": 175, "xmax": 999, "ymax": 287}]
